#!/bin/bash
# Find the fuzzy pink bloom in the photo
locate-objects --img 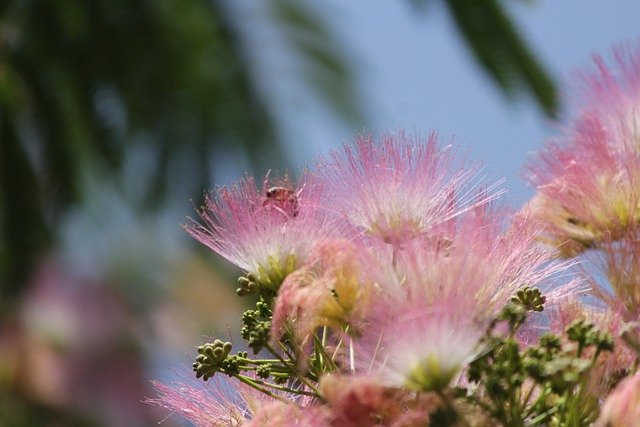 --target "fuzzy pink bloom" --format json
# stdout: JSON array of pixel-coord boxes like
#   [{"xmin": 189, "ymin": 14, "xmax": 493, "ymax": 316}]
[
  {"xmin": 380, "ymin": 204, "xmax": 583, "ymax": 319},
  {"xmin": 597, "ymin": 373, "xmax": 640, "ymax": 427},
  {"xmin": 271, "ymin": 239, "xmax": 373, "ymax": 338},
  {"xmin": 270, "ymin": 239, "xmax": 375, "ymax": 370},
  {"xmin": 185, "ymin": 171, "xmax": 332, "ymax": 293},
  {"xmin": 592, "ymin": 226, "xmax": 640, "ymax": 320},
  {"xmin": 150, "ymin": 371, "xmax": 253, "ymax": 426},
  {"xmin": 354, "ymin": 205, "xmax": 582, "ymax": 392},
  {"xmin": 245, "ymin": 401, "xmax": 331, "ymax": 427},
  {"xmin": 524, "ymin": 40, "xmax": 640, "ymax": 256},
  {"xmin": 363, "ymin": 303, "xmax": 485, "ymax": 392},
  {"xmin": 319, "ymin": 375, "xmax": 432, "ymax": 426},
  {"xmin": 318, "ymin": 130, "xmax": 503, "ymax": 247},
  {"xmin": 150, "ymin": 369, "xmax": 319, "ymax": 427},
  {"xmin": 572, "ymin": 40, "xmax": 640, "ymax": 143}
]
